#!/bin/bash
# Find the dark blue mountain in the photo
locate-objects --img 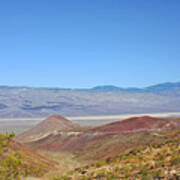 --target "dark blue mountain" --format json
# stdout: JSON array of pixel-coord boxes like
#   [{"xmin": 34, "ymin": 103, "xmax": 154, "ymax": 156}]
[
  {"xmin": 145, "ymin": 82, "xmax": 180, "ymax": 93},
  {"xmin": 91, "ymin": 85, "xmax": 123, "ymax": 91},
  {"xmin": 90, "ymin": 82, "xmax": 180, "ymax": 94}
]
